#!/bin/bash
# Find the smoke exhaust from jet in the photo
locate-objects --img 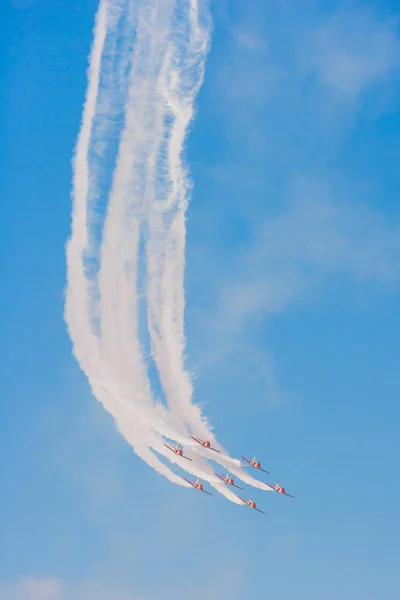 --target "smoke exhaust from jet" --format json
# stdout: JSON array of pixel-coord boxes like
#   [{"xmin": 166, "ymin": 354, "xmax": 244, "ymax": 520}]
[{"xmin": 65, "ymin": 0, "xmax": 270, "ymax": 501}]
